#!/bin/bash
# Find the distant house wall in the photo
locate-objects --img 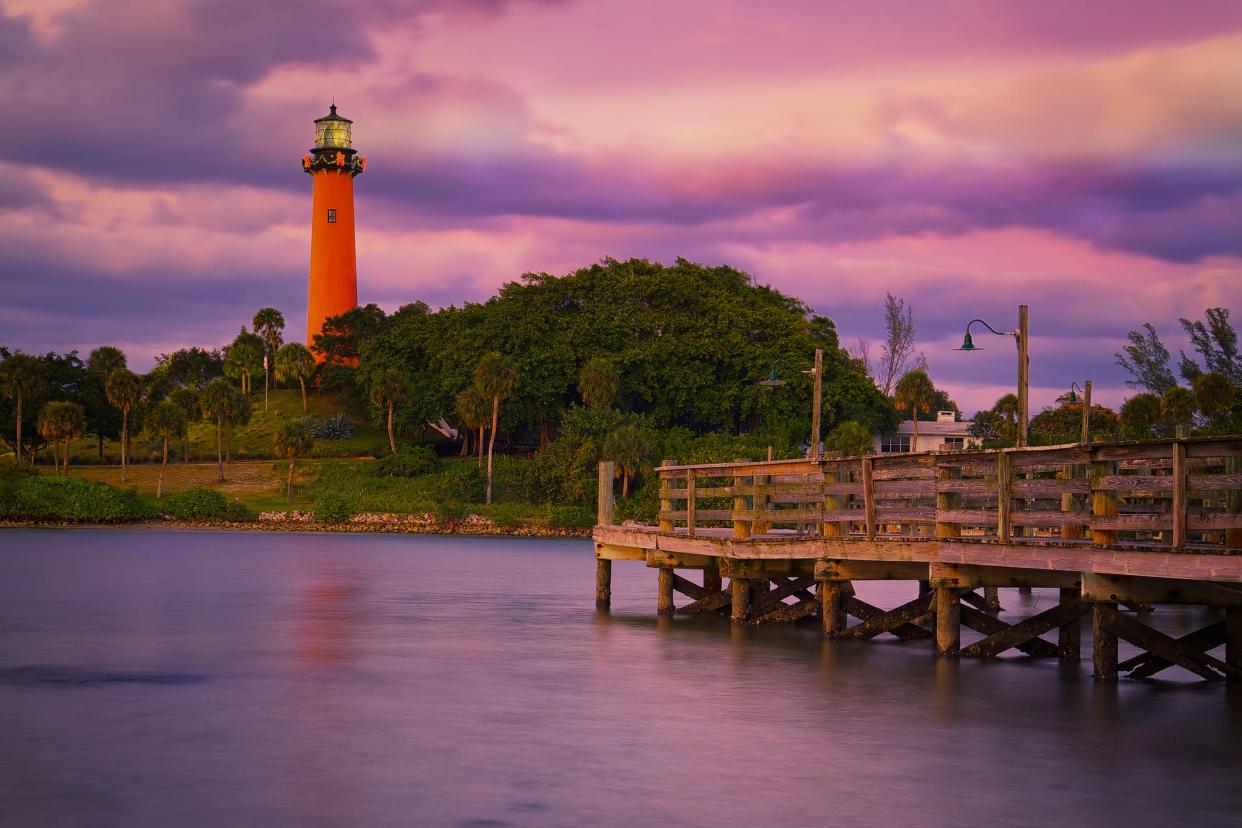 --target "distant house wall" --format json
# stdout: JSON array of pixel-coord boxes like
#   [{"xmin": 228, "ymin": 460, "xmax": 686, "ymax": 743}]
[{"xmin": 874, "ymin": 411, "xmax": 980, "ymax": 453}]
